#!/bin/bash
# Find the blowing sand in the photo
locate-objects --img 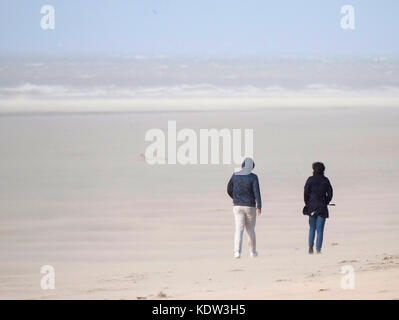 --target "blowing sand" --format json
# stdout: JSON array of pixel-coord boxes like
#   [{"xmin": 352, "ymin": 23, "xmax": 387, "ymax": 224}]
[{"xmin": 0, "ymin": 106, "xmax": 398, "ymax": 299}]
